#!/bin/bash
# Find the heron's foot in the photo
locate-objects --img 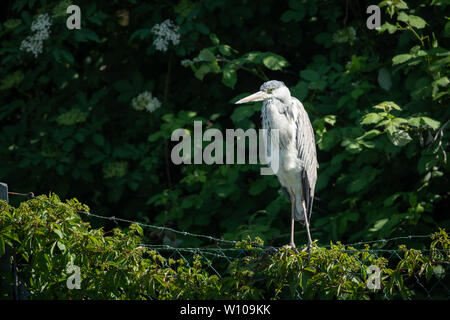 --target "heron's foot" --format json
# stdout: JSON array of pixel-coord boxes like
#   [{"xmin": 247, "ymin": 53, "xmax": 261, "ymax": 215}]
[
  {"xmin": 301, "ymin": 245, "xmax": 311, "ymax": 253},
  {"xmin": 282, "ymin": 243, "xmax": 298, "ymax": 253}
]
